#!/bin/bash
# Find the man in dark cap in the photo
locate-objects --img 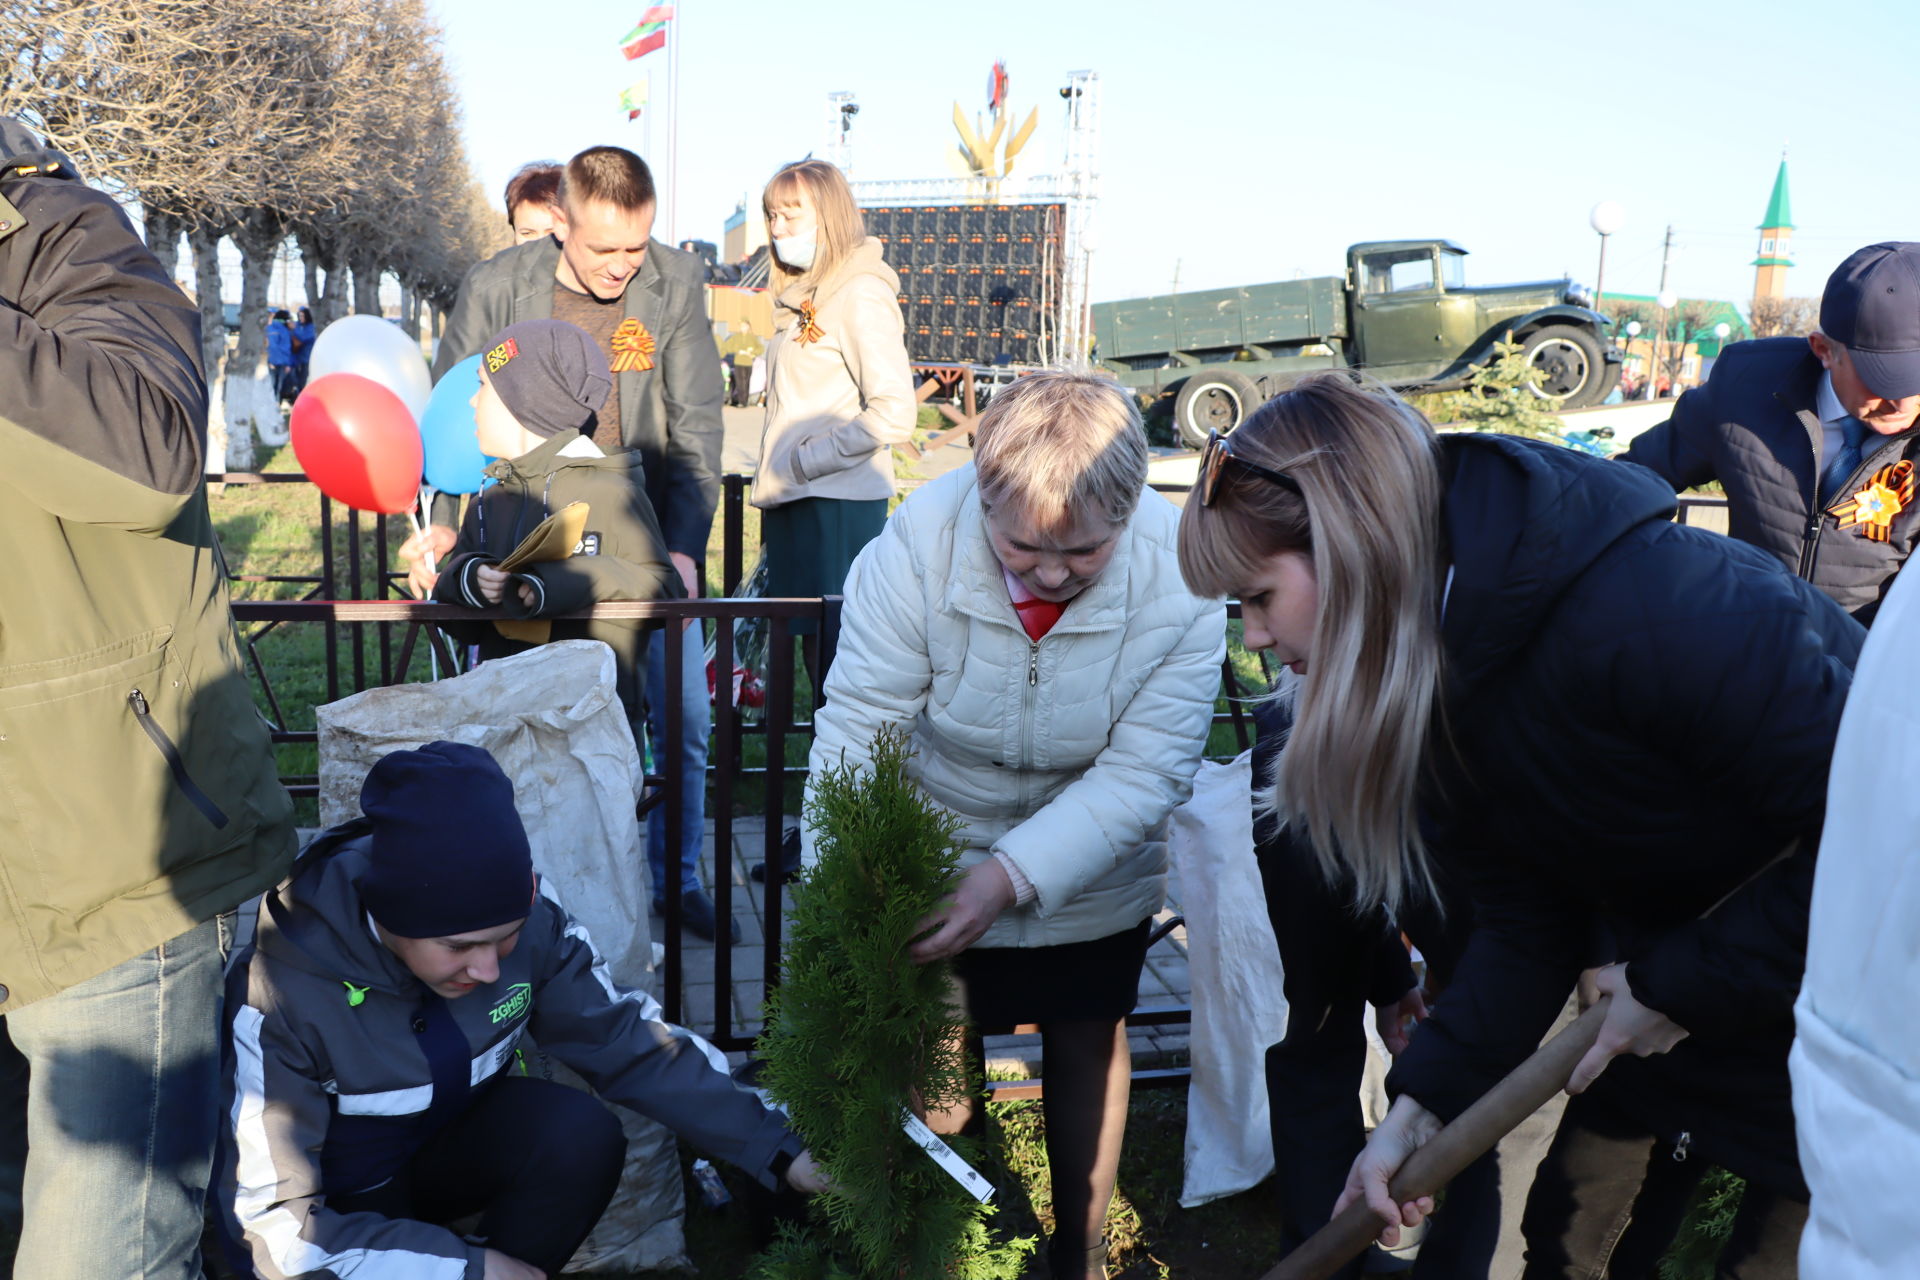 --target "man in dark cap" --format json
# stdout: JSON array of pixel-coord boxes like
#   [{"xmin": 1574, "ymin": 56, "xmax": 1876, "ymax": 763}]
[
  {"xmin": 1622, "ymin": 242, "xmax": 1920, "ymax": 623},
  {"xmin": 218, "ymin": 741, "xmax": 821, "ymax": 1280},
  {"xmin": 0, "ymin": 115, "xmax": 296, "ymax": 1278}
]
